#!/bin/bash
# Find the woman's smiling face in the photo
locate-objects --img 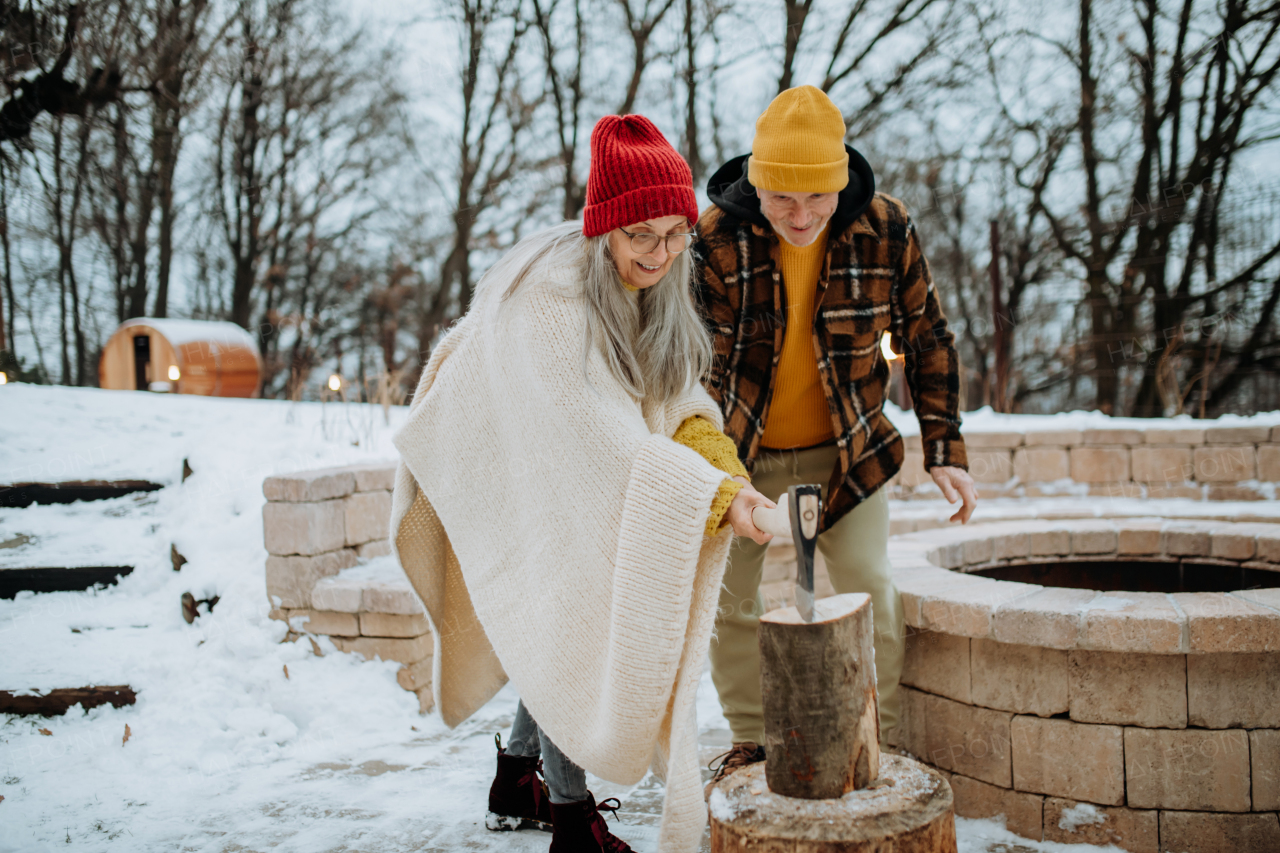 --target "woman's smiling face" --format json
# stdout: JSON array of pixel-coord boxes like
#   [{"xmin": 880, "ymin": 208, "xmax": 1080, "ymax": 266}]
[{"xmin": 607, "ymin": 215, "xmax": 691, "ymax": 289}]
